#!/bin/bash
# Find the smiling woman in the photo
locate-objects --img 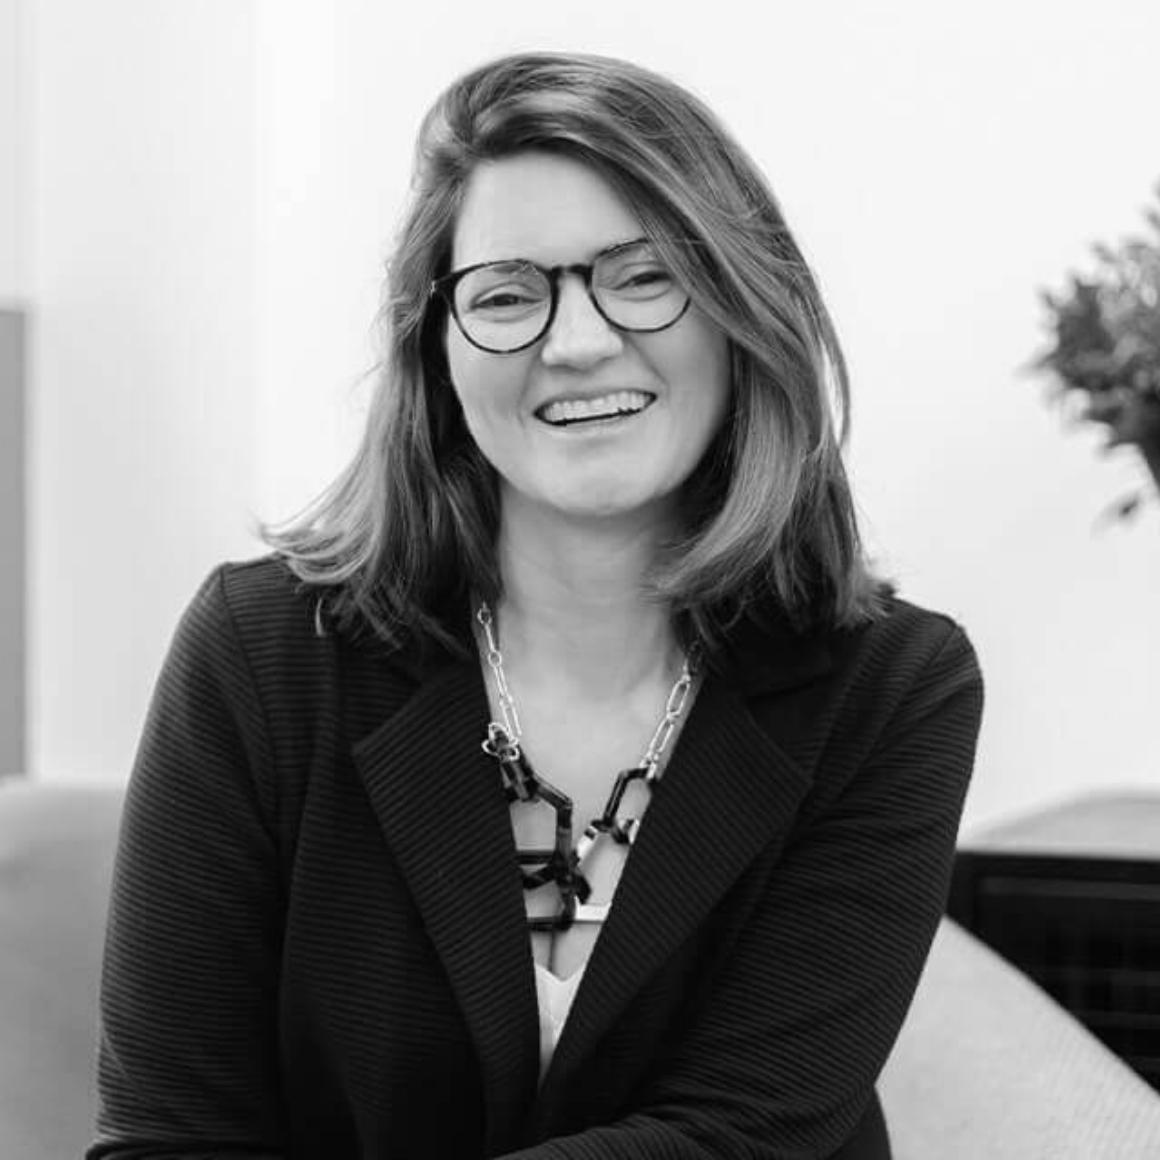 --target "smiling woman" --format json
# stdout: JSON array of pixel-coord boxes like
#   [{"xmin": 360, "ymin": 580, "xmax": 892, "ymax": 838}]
[{"xmin": 87, "ymin": 51, "xmax": 984, "ymax": 1160}]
